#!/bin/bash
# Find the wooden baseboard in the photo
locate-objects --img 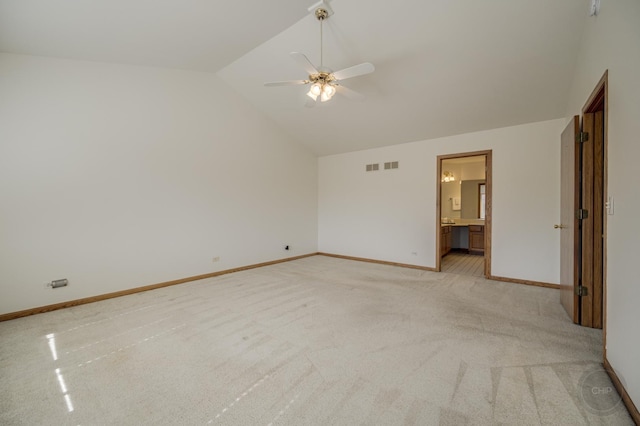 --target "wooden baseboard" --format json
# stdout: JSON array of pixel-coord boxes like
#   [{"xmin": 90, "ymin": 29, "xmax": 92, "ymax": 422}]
[
  {"xmin": 487, "ymin": 275, "xmax": 561, "ymax": 290},
  {"xmin": 0, "ymin": 253, "xmax": 317, "ymax": 322},
  {"xmin": 317, "ymin": 252, "xmax": 436, "ymax": 272},
  {"xmin": 604, "ymin": 357, "xmax": 640, "ymax": 424},
  {"xmin": 0, "ymin": 254, "xmax": 571, "ymax": 322}
]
